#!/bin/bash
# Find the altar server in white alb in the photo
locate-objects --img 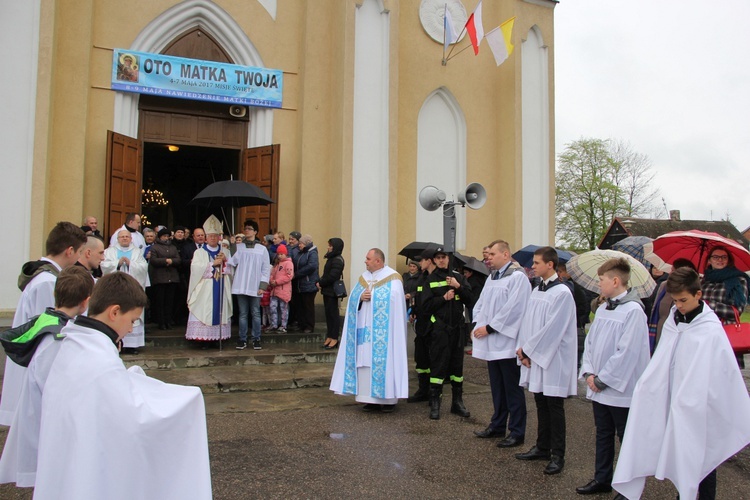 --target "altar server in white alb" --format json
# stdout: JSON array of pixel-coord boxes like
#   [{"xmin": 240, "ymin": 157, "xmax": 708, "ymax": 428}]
[
  {"xmin": 0, "ymin": 222, "xmax": 86, "ymax": 426},
  {"xmin": 575, "ymin": 258, "xmax": 651, "ymax": 496},
  {"xmin": 33, "ymin": 273, "xmax": 212, "ymax": 500},
  {"xmin": 0, "ymin": 266, "xmax": 93, "ymax": 488},
  {"xmin": 101, "ymin": 228, "xmax": 150, "ymax": 351},
  {"xmin": 515, "ymin": 246, "xmax": 578, "ymax": 476},
  {"xmin": 186, "ymin": 215, "xmax": 233, "ymax": 344},
  {"xmin": 612, "ymin": 268, "xmax": 750, "ymax": 500},
  {"xmin": 330, "ymin": 248, "xmax": 409, "ymax": 413},
  {"xmin": 471, "ymin": 239, "xmax": 531, "ymax": 446}
]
